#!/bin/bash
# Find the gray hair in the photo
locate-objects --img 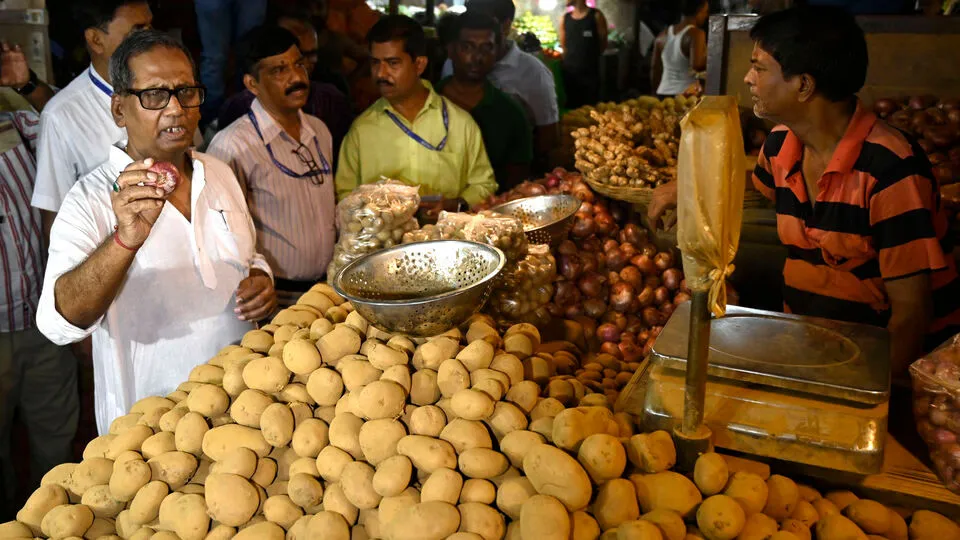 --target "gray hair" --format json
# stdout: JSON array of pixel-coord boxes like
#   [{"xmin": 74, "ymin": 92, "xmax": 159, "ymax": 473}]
[{"xmin": 109, "ymin": 29, "xmax": 197, "ymax": 92}]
